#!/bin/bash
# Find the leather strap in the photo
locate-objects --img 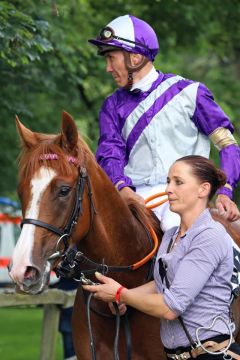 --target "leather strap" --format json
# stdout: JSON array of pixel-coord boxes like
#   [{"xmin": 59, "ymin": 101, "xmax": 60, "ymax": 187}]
[
  {"xmin": 166, "ymin": 338, "xmax": 237, "ymax": 359},
  {"xmin": 226, "ymin": 349, "xmax": 240, "ymax": 360},
  {"xmin": 21, "ymin": 218, "xmax": 64, "ymax": 236},
  {"xmin": 123, "ymin": 312, "xmax": 132, "ymax": 360}
]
